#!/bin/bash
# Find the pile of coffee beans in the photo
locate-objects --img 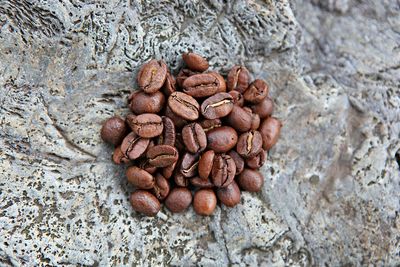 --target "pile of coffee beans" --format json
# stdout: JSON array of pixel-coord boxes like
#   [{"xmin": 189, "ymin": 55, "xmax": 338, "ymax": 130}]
[{"xmin": 100, "ymin": 52, "xmax": 282, "ymax": 216}]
